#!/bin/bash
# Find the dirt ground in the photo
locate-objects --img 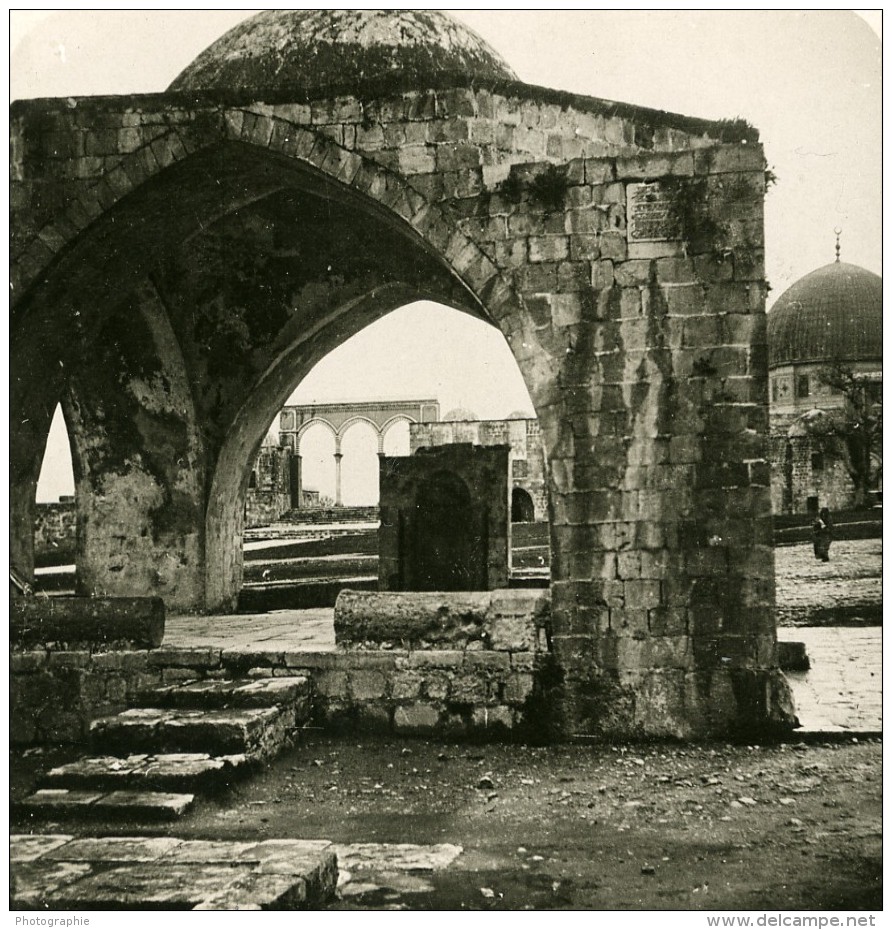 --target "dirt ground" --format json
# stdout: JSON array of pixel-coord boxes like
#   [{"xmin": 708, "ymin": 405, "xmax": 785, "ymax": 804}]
[{"xmin": 11, "ymin": 734, "xmax": 882, "ymax": 911}]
